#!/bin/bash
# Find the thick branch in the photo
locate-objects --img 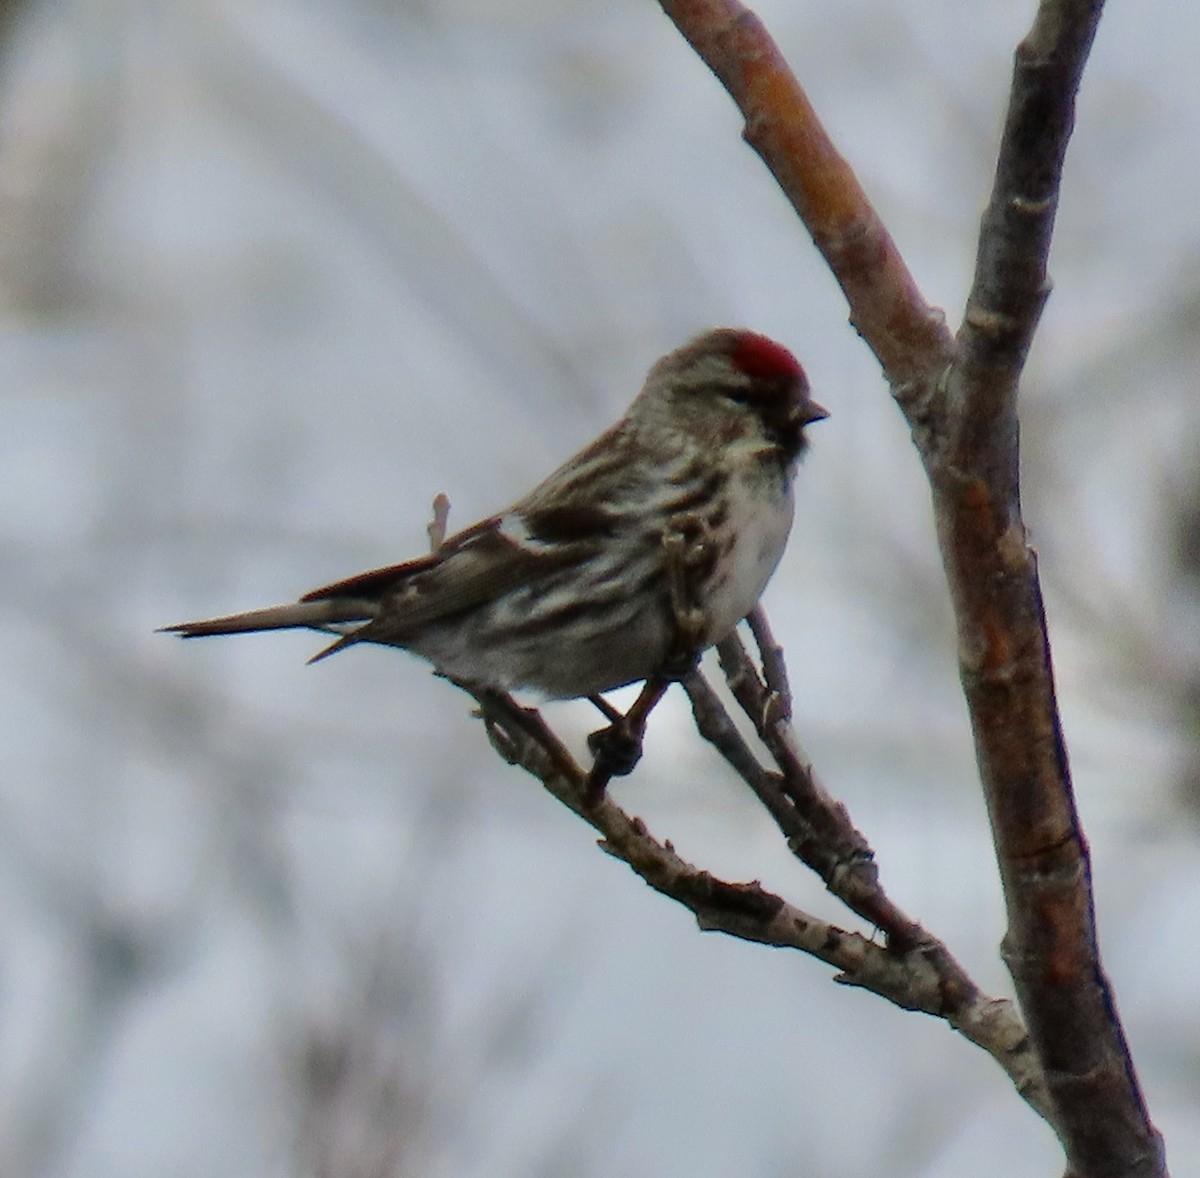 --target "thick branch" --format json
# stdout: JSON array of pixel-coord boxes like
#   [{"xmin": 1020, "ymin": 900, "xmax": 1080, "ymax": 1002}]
[
  {"xmin": 955, "ymin": 0, "xmax": 1103, "ymax": 457},
  {"xmin": 931, "ymin": 5, "xmax": 1164, "ymax": 1175},
  {"xmin": 656, "ymin": 0, "xmax": 951, "ymax": 386},
  {"xmin": 656, "ymin": 1, "xmax": 1164, "ymax": 1174}
]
